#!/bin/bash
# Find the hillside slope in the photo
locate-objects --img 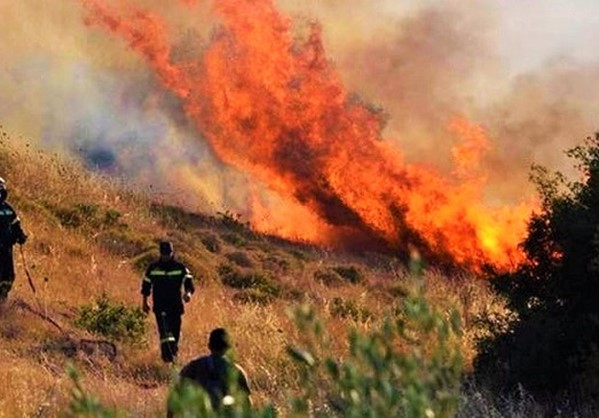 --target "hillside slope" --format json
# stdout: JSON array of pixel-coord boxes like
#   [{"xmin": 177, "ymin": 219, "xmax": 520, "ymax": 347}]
[{"xmin": 0, "ymin": 129, "xmax": 498, "ymax": 417}]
